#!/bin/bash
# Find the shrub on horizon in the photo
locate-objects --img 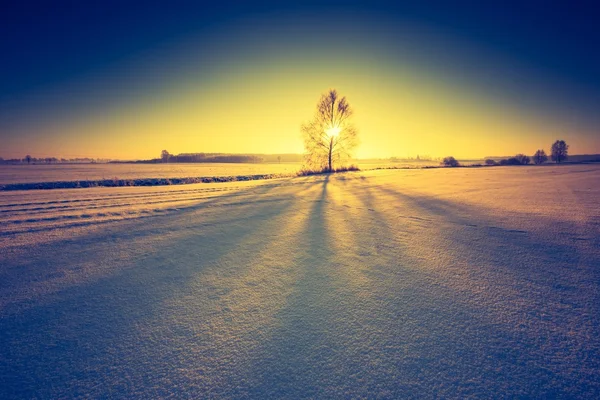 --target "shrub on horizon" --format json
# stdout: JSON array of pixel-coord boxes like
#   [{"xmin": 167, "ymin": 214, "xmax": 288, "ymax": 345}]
[
  {"xmin": 442, "ymin": 156, "xmax": 459, "ymax": 167},
  {"xmin": 297, "ymin": 165, "xmax": 360, "ymax": 176}
]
